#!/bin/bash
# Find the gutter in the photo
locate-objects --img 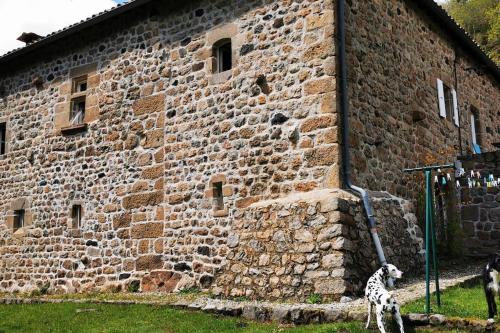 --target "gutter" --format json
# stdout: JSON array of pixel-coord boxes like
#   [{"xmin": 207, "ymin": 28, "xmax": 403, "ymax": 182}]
[{"xmin": 337, "ymin": 0, "xmax": 392, "ymax": 285}]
